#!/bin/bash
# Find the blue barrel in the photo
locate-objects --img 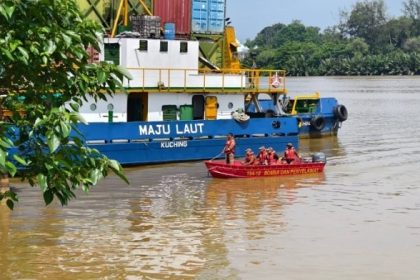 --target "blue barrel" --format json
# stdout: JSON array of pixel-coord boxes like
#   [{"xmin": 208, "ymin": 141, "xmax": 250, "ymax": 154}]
[{"xmin": 163, "ymin": 23, "xmax": 176, "ymax": 40}]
